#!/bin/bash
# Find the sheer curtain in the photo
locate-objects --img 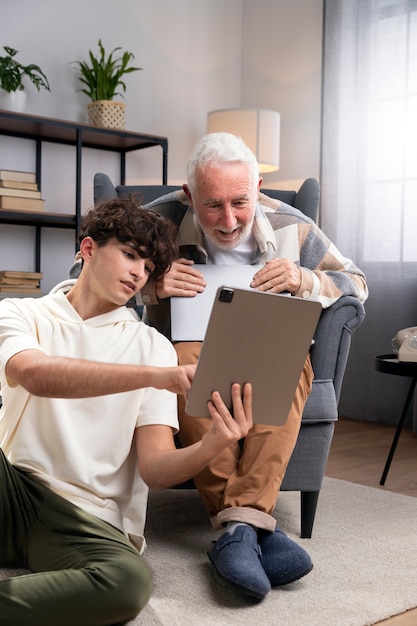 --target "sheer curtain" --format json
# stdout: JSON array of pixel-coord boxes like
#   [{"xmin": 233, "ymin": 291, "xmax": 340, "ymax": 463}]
[{"xmin": 321, "ymin": 0, "xmax": 417, "ymax": 427}]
